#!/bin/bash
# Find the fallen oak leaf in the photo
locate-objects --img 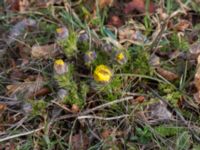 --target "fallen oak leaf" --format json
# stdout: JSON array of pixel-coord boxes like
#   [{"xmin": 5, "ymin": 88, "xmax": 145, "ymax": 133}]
[
  {"xmin": 31, "ymin": 44, "xmax": 60, "ymax": 59},
  {"xmin": 156, "ymin": 67, "xmax": 179, "ymax": 81}
]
